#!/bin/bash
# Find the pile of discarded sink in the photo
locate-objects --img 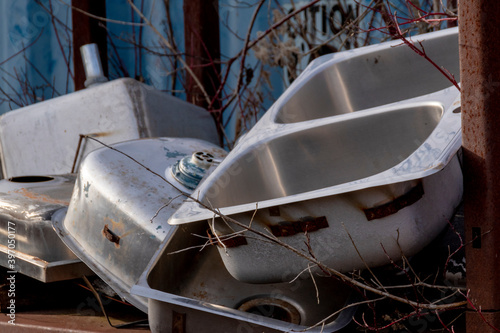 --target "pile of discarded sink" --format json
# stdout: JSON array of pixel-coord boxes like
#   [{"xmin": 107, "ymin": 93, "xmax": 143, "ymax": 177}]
[{"xmin": 0, "ymin": 28, "xmax": 463, "ymax": 332}]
